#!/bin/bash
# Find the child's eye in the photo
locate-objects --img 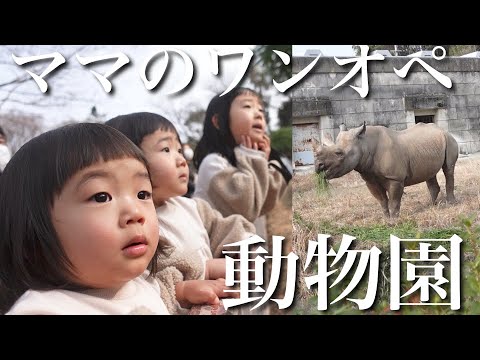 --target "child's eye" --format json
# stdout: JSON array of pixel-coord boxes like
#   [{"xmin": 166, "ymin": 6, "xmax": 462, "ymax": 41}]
[
  {"xmin": 161, "ymin": 147, "xmax": 170, "ymax": 153},
  {"xmin": 90, "ymin": 192, "xmax": 112, "ymax": 203},
  {"xmin": 138, "ymin": 191, "xmax": 152, "ymax": 200}
]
